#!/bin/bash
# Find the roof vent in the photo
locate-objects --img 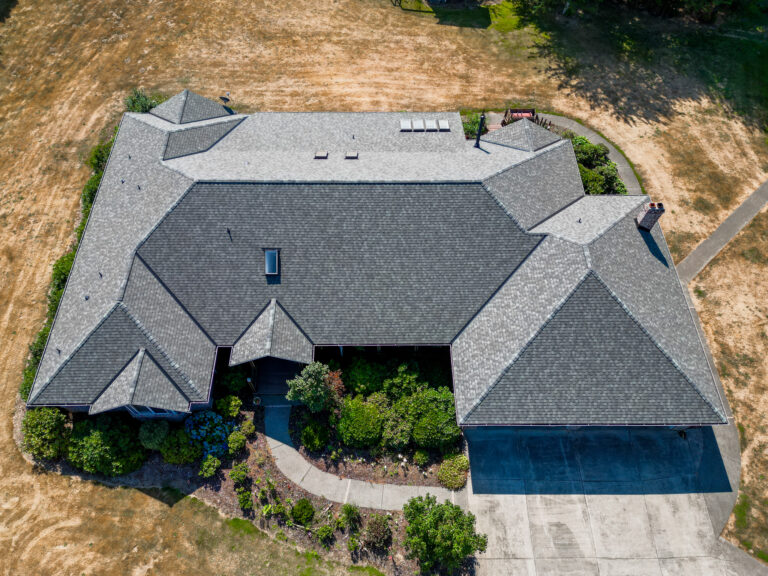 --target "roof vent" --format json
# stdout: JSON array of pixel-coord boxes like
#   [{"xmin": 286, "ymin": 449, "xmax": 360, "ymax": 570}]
[
  {"xmin": 265, "ymin": 249, "xmax": 279, "ymax": 276},
  {"xmin": 412, "ymin": 119, "xmax": 425, "ymax": 132},
  {"xmin": 345, "ymin": 151, "xmax": 359, "ymax": 159},
  {"xmin": 425, "ymin": 119, "xmax": 438, "ymax": 132},
  {"xmin": 438, "ymin": 119, "xmax": 450, "ymax": 132},
  {"xmin": 314, "ymin": 151, "xmax": 329, "ymax": 159},
  {"xmin": 636, "ymin": 202, "xmax": 665, "ymax": 231},
  {"xmin": 400, "ymin": 119, "xmax": 412, "ymax": 132}
]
